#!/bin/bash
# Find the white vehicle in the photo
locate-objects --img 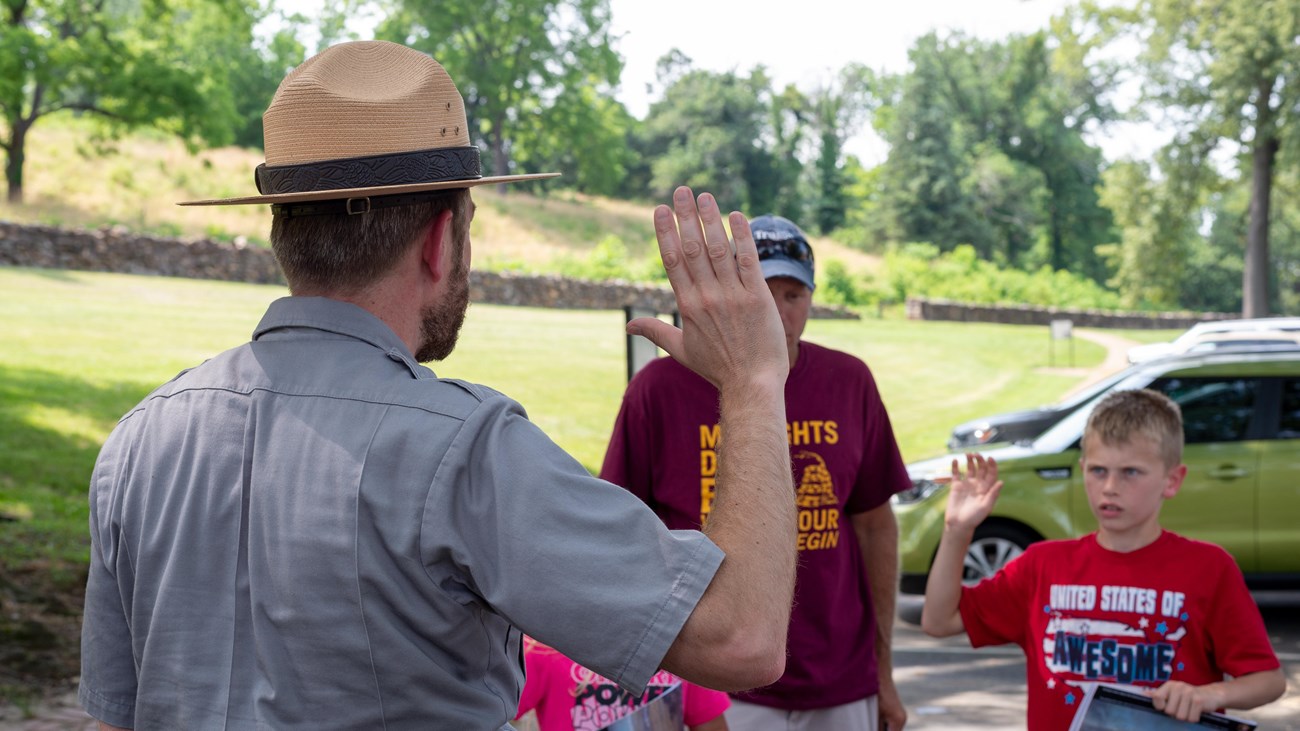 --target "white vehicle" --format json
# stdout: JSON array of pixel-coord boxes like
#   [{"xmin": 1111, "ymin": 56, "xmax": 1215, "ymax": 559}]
[{"xmin": 1126, "ymin": 317, "xmax": 1300, "ymax": 363}]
